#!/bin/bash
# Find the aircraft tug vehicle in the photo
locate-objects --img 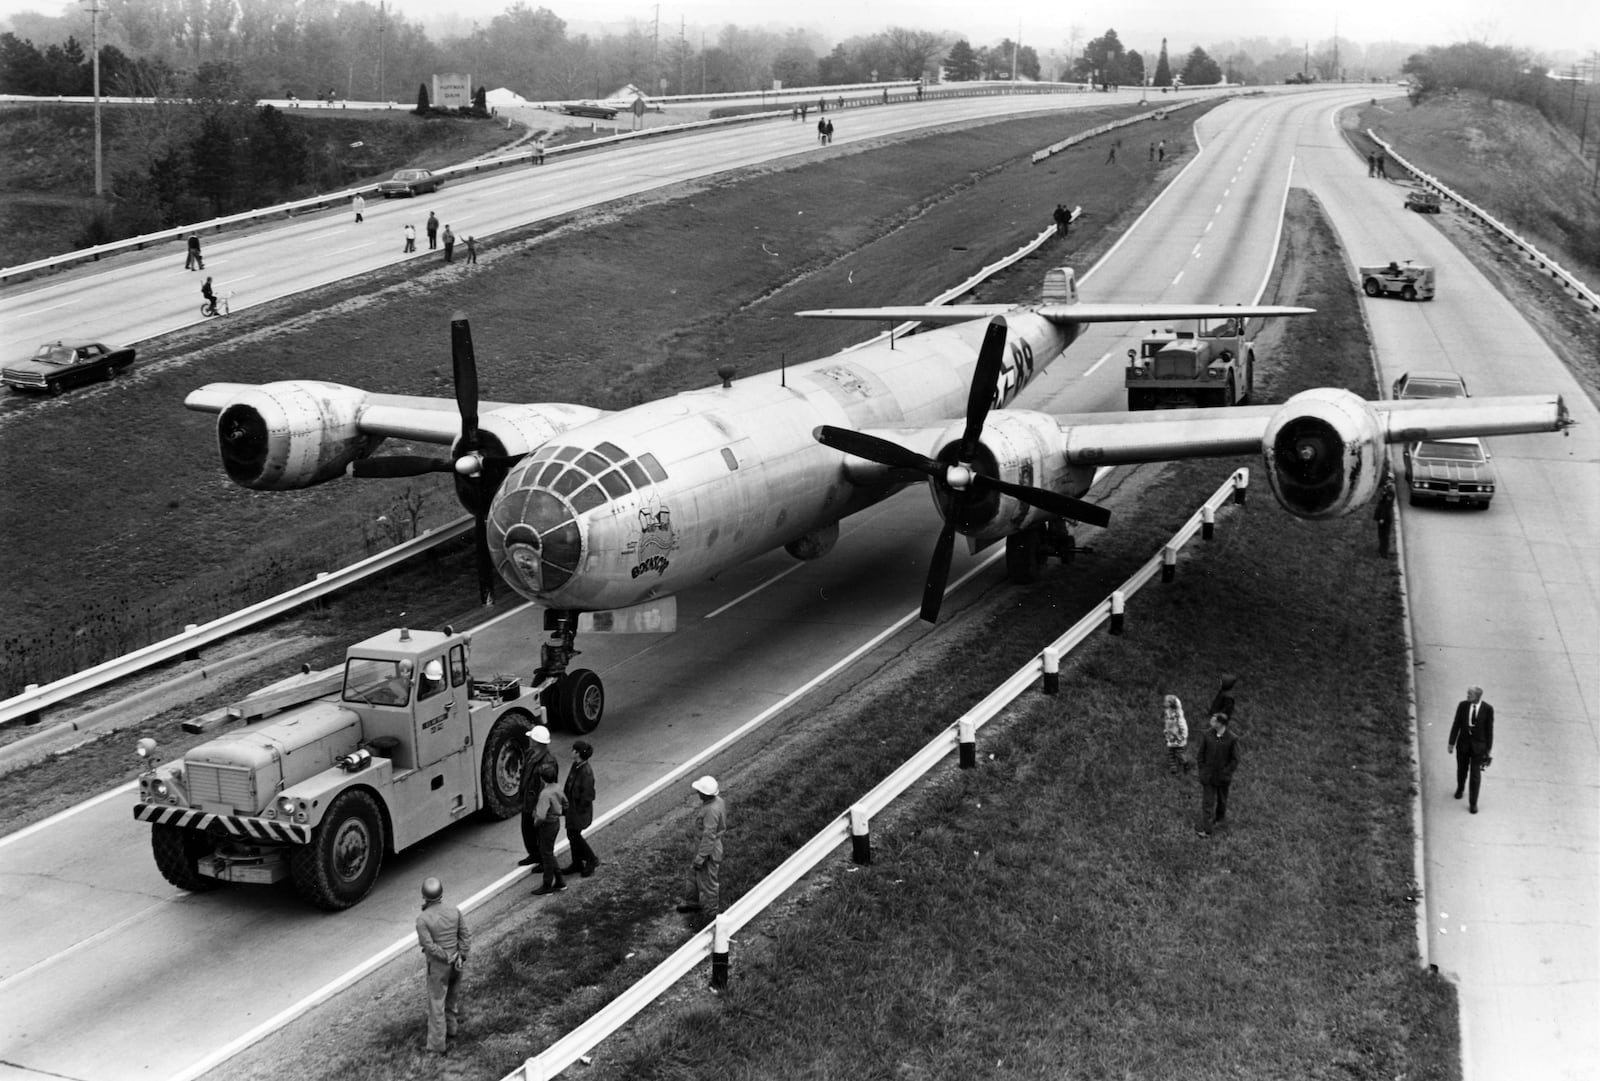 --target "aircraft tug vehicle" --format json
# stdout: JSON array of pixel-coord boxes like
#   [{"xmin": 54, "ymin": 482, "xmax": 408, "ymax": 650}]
[
  {"xmin": 1124, "ymin": 318, "xmax": 1256, "ymax": 409},
  {"xmin": 133, "ymin": 627, "xmax": 540, "ymax": 909},
  {"xmin": 185, "ymin": 267, "xmax": 1570, "ymax": 732}
]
